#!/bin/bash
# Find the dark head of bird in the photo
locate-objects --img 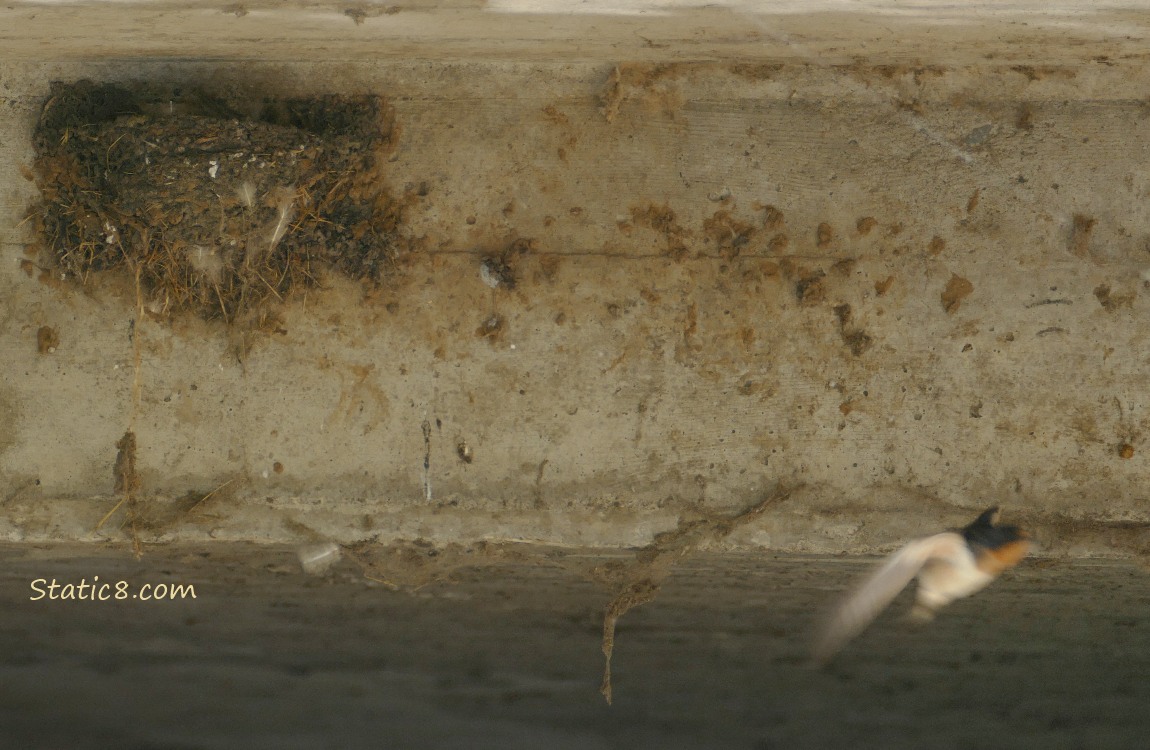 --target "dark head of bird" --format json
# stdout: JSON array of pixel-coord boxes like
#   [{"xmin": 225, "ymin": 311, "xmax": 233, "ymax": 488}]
[{"xmin": 961, "ymin": 506, "xmax": 1027, "ymax": 550}]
